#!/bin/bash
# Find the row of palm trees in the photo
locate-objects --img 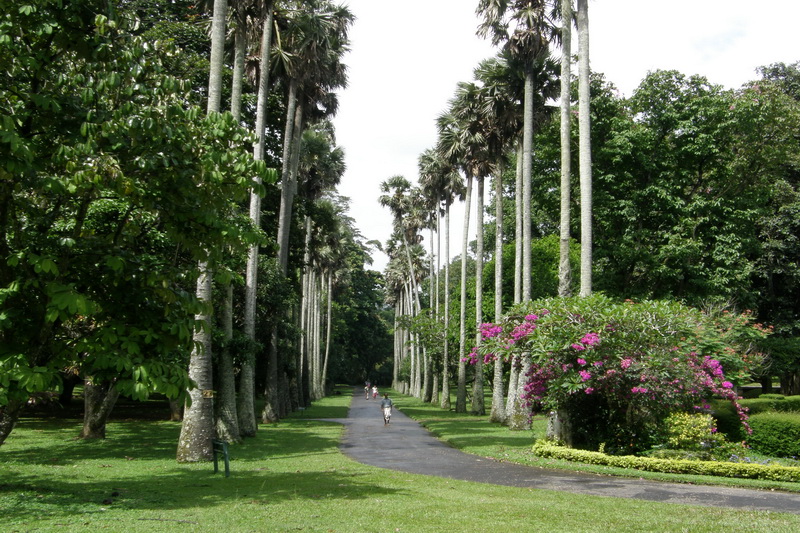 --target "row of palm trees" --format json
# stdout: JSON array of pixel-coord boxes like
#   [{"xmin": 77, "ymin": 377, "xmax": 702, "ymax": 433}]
[
  {"xmin": 178, "ymin": 0, "xmax": 355, "ymax": 461},
  {"xmin": 380, "ymin": 0, "xmax": 593, "ymax": 426}
]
